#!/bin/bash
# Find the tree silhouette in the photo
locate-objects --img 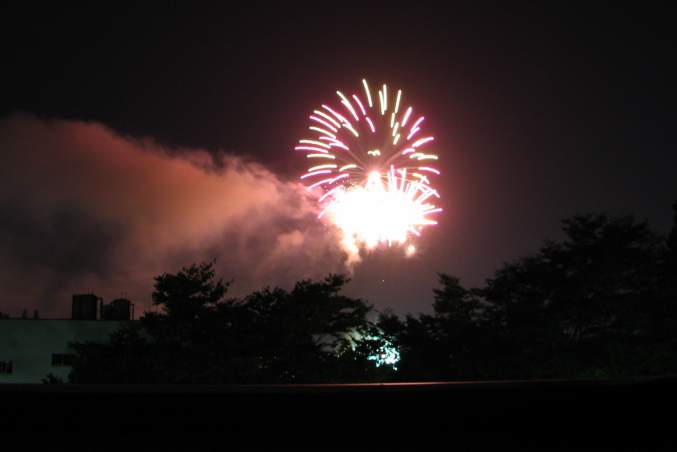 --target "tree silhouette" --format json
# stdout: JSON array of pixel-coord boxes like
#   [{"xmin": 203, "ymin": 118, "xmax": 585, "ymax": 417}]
[
  {"xmin": 668, "ymin": 201, "xmax": 677, "ymax": 259},
  {"xmin": 65, "ymin": 203, "xmax": 677, "ymax": 383},
  {"xmin": 475, "ymin": 213, "xmax": 665, "ymax": 377},
  {"xmin": 382, "ymin": 210, "xmax": 676, "ymax": 381},
  {"xmin": 67, "ymin": 263, "xmax": 391, "ymax": 383},
  {"xmin": 68, "ymin": 322, "xmax": 154, "ymax": 383},
  {"xmin": 151, "ymin": 261, "xmax": 228, "ymax": 321},
  {"xmin": 649, "ymin": 201, "xmax": 677, "ymax": 373}
]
